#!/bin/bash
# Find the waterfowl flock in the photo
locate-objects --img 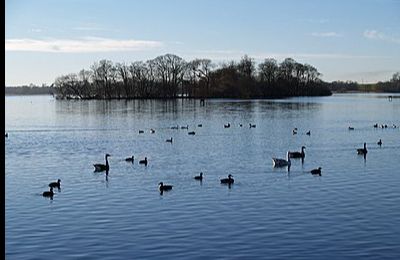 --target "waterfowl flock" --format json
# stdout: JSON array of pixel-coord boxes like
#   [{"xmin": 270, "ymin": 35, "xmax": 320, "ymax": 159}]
[{"xmin": 37, "ymin": 118, "xmax": 396, "ymax": 199}]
